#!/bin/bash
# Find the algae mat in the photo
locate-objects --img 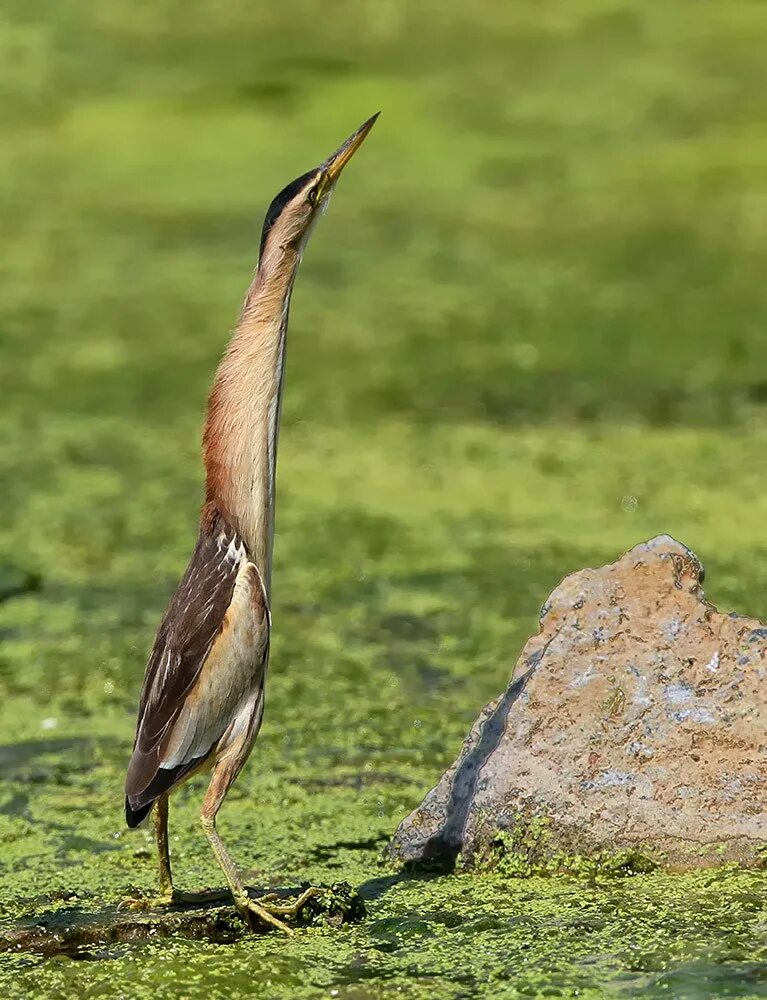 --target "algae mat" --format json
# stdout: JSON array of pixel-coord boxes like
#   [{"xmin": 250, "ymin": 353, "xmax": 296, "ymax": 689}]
[
  {"xmin": 2, "ymin": 0, "xmax": 767, "ymax": 996},
  {"xmin": 2, "ymin": 427, "xmax": 767, "ymax": 998}
]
